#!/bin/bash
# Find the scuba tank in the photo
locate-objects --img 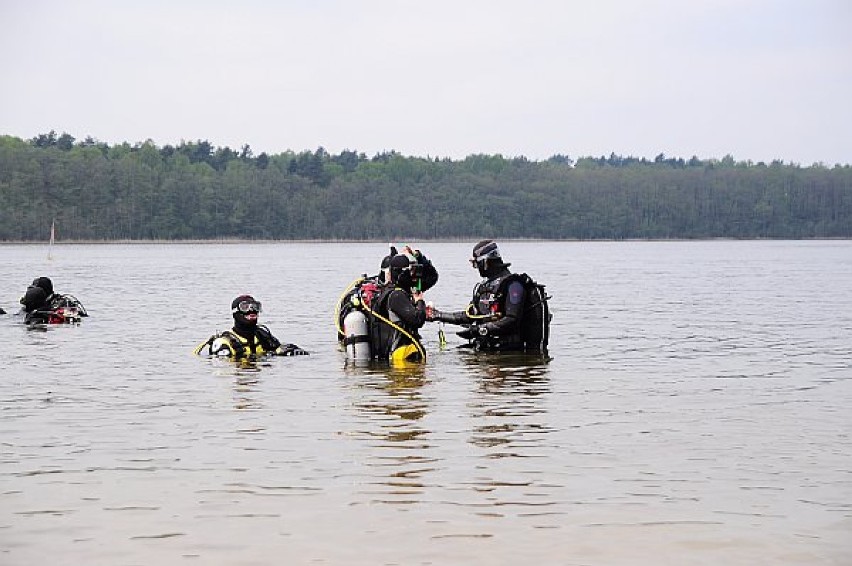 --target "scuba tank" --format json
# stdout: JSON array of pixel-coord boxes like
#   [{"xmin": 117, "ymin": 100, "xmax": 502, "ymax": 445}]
[{"xmin": 343, "ymin": 309, "xmax": 371, "ymax": 361}]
